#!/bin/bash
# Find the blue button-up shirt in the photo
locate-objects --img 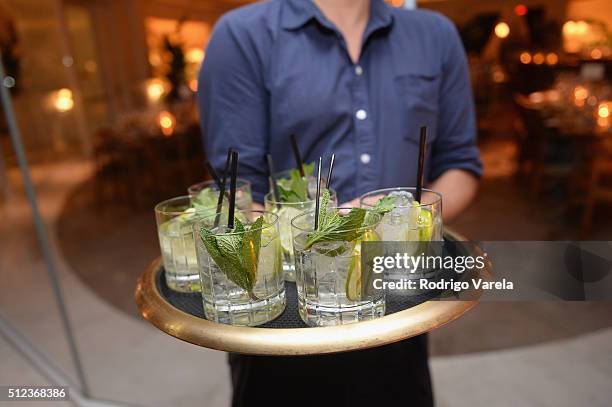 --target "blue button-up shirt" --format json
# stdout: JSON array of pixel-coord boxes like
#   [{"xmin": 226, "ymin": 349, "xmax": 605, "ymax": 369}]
[{"xmin": 198, "ymin": 0, "xmax": 481, "ymax": 204}]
